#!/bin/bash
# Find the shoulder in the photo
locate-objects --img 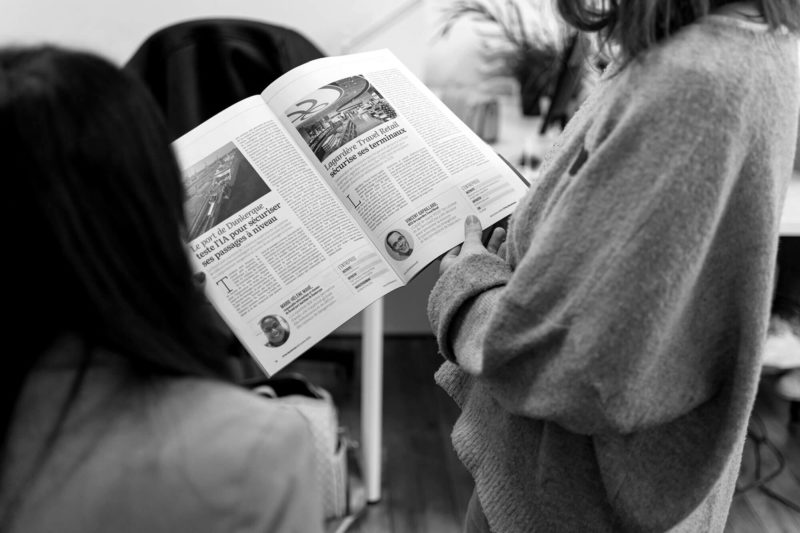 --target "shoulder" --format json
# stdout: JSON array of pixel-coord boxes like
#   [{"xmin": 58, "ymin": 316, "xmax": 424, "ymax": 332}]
[
  {"xmin": 5, "ymin": 367, "xmax": 323, "ymax": 533},
  {"xmin": 155, "ymin": 377, "xmax": 314, "ymax": 461},
  {"xmin": 148, "ymin": 378, "xmax": 322, "ymax": 531},
  {"xmin": 619, "ymin": 37, "xmax": 738, "ymax": 117},
  {"xmin": 628, "ymin": 19, "xmax": 797, "ymax": 107},
  {"xmin": 589, "ymin": 21, "xmax": 797, "ymax": 149}
]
